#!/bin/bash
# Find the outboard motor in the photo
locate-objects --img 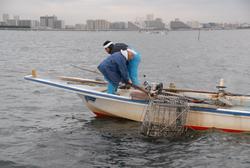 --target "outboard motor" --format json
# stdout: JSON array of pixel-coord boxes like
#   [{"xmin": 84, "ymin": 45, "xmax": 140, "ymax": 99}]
[
  {"xmin": 143, "ymin": 81, "xmax": 163, "ymax": 94},
  {"xmin": 155, "ymin": 83, "xmax": 163, "ymax": 94},
  {"xmin": 143, "ymin": 81, "xmax": 151, "ymax": 92}
]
